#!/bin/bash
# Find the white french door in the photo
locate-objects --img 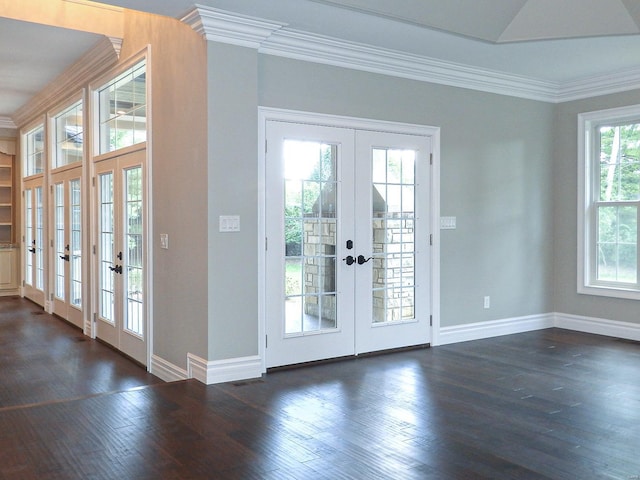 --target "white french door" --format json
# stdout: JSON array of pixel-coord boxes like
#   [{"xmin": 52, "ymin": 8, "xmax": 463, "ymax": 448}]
[
  {"xmin": 51, "ymin": 167, "xmax": 83, "ymax": 328},
  {"xmin": 94, "ymin": 149, "xmax": 146, "ymax": 365},
  {"xmin": 23, "ymin": 179, "xmax": 45, "ymax": 306},
  {"xmin": 265, "ymin": 119, "xmax": 431, "ymax": 368}
]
